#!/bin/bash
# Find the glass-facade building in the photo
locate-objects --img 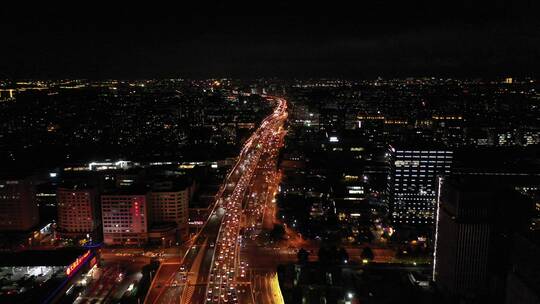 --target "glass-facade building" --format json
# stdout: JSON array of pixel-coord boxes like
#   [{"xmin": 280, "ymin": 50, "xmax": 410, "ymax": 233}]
[{"xmin": 387, "ymin": 147, "xmax": 453, "ymax": 225}]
